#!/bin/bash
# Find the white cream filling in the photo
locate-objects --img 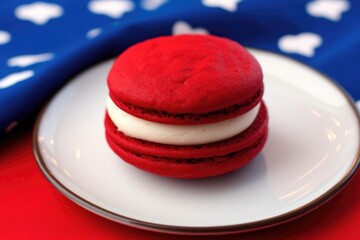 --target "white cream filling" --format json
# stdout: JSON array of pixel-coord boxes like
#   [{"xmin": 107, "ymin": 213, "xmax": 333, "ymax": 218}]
[{"xmin": 107, "ymin": 96, "xmax": 260, "ymax": 145}]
